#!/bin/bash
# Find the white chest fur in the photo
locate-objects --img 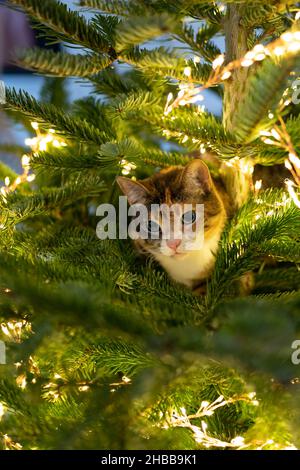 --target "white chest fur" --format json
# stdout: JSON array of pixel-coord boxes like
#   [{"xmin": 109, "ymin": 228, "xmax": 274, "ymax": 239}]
[{"xmin": 155, "ymin": 231, "xmax": 221, "ymax": 287}]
